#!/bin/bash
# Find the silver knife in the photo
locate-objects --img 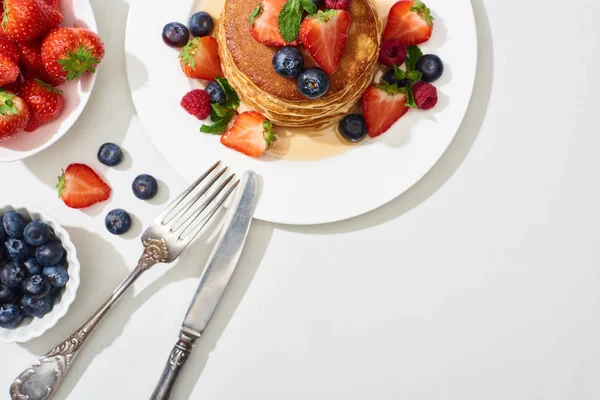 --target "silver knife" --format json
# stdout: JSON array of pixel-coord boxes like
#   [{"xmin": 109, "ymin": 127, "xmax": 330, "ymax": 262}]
[{"xmin": 150, "ymin": 170, "xmax": 258, "ymax": 400}]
